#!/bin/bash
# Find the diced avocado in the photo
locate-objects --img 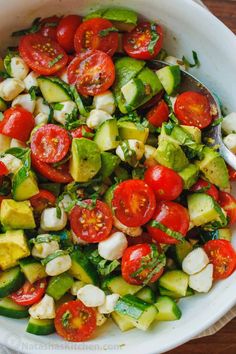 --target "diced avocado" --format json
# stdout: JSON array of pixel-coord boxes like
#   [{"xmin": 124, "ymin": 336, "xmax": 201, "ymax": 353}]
[
  {"xmin": 111, "ymin": 311, "xmax": 135, "ymax": 332},
  {"xmin": 0, "ymin": 134, "xmax": 11, "ymax": 153},
  {"xmin": 154, "ymin": 140, "xmax": 189, "ymax": 172},
  {"xmin": 0, "ymin": 199, "xmax": 35, "ymax": 229},
  {"xmin": 159, "ymin": 270, "xmax": 189, "ymax": 297},
  {"xmin": 181, "ymin": 125, "xmax": 202, "ymax": 144},
  {"xmin": 156, "ymin": 65, "xmax": 181, "ymax": 95},
  {"xmin": 118, "ymin": 121, "xmax": 149, "ymax": 143},
  {"xmin": 178, "ymin": 164, "xmax": 199, "ymax": 189},
  {"xmin": 155, "ymin": 296, "xmax": 182, "ymax": 321},
  {"xmin": 94, "ymin": 119, "xmax": 119, "ymax": 151},
  {"xmin": 46, "ymin": 273, "xmax": 74, "ymax": 301},
  {"xmin": 195, "ymin": 147, "xmax": 229, "ymax": 189},
  {"xmin": 121, "ymin": 78, "xmax": 146, "ymax": 108},
  {"xmin": 19, "ymin": 257, "xmax": 47, "ymax": 283},
  {"xmin": 103, "ymin": 8, "xmax": 138, "ymax": 25},
  {"xmin": 12, "ymin": 170, "xmax": 39, "ymax": 201},
  {"xmin": 0, "ymin": 230, "xmax": 30, "ymax": 270},
  {"xmin": 69, "ymin": 138, "xmax": 101, "ymax": 182},
  {"xmin": 100, "ymin": 152, "xmax": 120, "ymax": 179},
  {"xmin": 218, "ymin": 228, "xmax": 232, "ymax": 241},
  {"xmin": 137, "ymin": 67, "xmax": 163, "ymax": 102},
  {"xmin": 175, "ymin": 240, "xmax": 193, "ymax": 265}
]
